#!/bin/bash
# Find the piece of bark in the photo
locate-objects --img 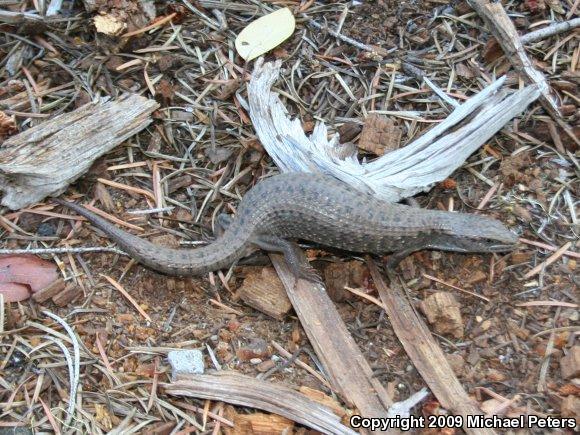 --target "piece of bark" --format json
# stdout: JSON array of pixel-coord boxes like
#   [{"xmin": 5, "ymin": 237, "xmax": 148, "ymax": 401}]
[
  {"xmin": 323, "ymin": 260, "xmax": 367, "ymax": 302},
  {"xmin": 337, "ymin": 122, "xmax": 361, "ymax": 143},
  {"xmin": 367, "ymin": 260, "xmax": 497, "ymax": 435},
  {"xmin": 359, "ymin": 114, "xmax": 402, "ymax": 155},
  {"xmin": 0, "ymin": 94, "xmax": 159, "ymax": 210},
  {"xmin": 237, "ymin": 267, "xmax": 291, "ymax": 320},
  {"xmin": 51, "ymin": 283, "xmax": 82, "ymax": 307},
  {"xmin": 32, "ymin": 278, "xmax": 66, "ymax": 303},
  {"xmin": 164, "ymin": 371, "xmax": 357, "ymax": 435},
  {"xmin": 466, "ymin": 0, "xmax": 560, "ymax": 119},
  {"xmin": 269, "ymin": 250, "xmax": 393, "ymax": 427},
  {"xmin": 561, "ymin": 346, "xmax": 580, "ymax": 380},
  {"xmin": 420, "ymin": 292, "xmax": 464, "ymax": 339}
]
